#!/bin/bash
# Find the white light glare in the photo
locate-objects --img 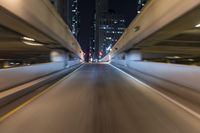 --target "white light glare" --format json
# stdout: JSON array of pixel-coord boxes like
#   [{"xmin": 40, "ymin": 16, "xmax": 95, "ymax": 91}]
[
  {"xmin": 22, "ymin": 41, "xmax": 44, "ymax": 46},
  {"xmin": 195, "ymin": 24, "xmax": 200, "ymax": 28},
  {"xmin": 165, "ymin": 56, "xmax": 181, "ymax": 59},
  {"xmin": 22, "ymin": 37, "xmax": 35, "ymax": 41}
]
